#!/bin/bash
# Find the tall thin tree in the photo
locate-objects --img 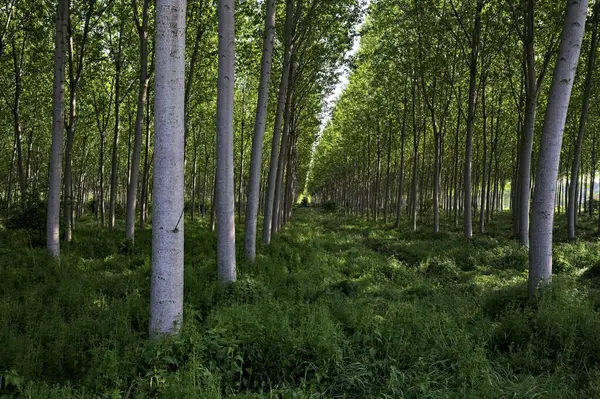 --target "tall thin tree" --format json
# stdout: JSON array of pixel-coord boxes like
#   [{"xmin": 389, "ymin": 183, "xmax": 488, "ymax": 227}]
[
  {"xmin": 244, "ymin": 0, "xmax": 277, "ymax": 262},
  {"xmin": 529, "ymin": 0, "xmax": 587, "ymax": 299},
  {"xmin": 567, "ymin": 0, "xmax": 599, "ymax": 240},
  {"xmin": 47, "ymin": 0, "xmax": 69, "ymax": 257},
  {"xmin": 216, "ymin": 0, "xmax": 236, "ymax": 283},
  {"xmin": 126, "ymin": 0, "xmax": 151, "ymax": 243},
  {"xmin": 149, "ymin": 0, "xmax": 186, "ymax": 339}
]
